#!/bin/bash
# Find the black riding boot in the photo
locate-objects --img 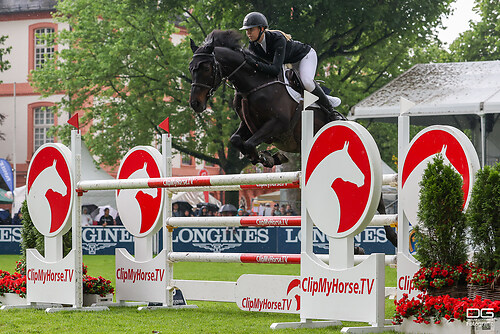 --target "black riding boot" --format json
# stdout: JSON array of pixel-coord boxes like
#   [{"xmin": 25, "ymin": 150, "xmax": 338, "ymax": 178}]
[{"xmin": 310, "ymin": 84, "xmax": 345, "ymax": 121}]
